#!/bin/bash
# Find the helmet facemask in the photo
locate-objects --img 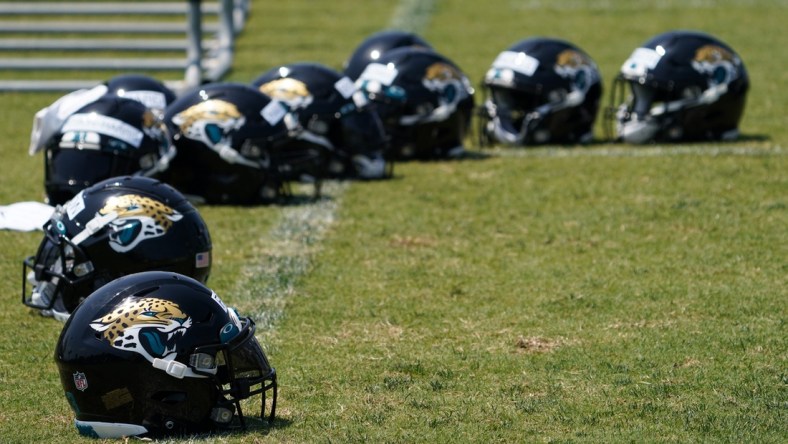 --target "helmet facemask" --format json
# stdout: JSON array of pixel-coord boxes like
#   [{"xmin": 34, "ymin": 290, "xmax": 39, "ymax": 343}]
[
  {"xmin": 607, "ymin": 76, "xmax": 715, "ymax": 143},
  {"xmin": 333, "ymin": 106, "xmax": 390, "ymax": 179},
  {"xmin": 191, "ymin": 317, "xmax": 278, "ymax": 428},
  {"xmin": 483, "ymin": 85, "xmax": 546, "ymax": 145},
  {"xmin": 22, "ymin": 216, "xmax": 98, "ymax": 316}
]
